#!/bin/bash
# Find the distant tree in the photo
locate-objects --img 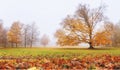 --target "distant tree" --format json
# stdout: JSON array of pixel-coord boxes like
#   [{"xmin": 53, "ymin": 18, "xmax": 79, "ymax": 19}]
[
  {"xmin": 55, "ymin": 4, "xmax": 109, "ymax": 49},
  {"xmin": 2, "ymin": 29, "xmax": 8, "ymax": 47},
  {"xmin": 29, "ymin": 23, "xmax": 39, "ymax": 47},
  {"xmin": 112, "ymin": 22, "xmax": 120, "ymax": 46},
  {"xmin": 0, "ymin": 23, "xmax": 4, "ymax": 46},
  {"xmin": 40, "ymin": 34, "xmax": 50, "ymax": 46},
  {"xmin": 7, "ymin": 21, "xmax": 22, "ymax": 47},
  {"xmin": 22, "ymin": 24, "xmax": 31, "ymax": 47},
  {"xmin": 0, "ymin": 20, "xmax": 8, "ymax": 47}
]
